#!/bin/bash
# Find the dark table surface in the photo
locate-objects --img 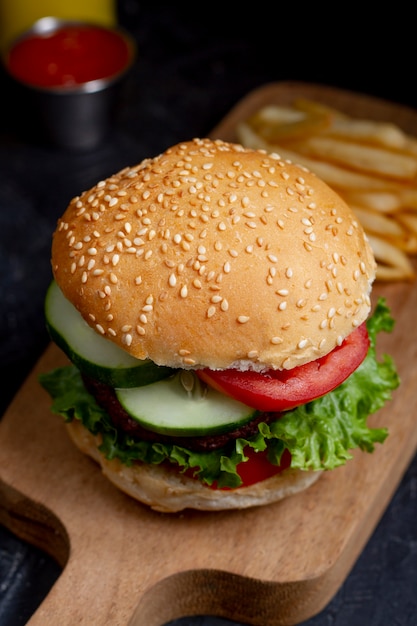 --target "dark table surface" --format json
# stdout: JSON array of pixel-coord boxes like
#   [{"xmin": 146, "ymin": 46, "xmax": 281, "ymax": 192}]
[{"xmin": 1, "ymin": 3, "xmax": 417, "ymax": 625}]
